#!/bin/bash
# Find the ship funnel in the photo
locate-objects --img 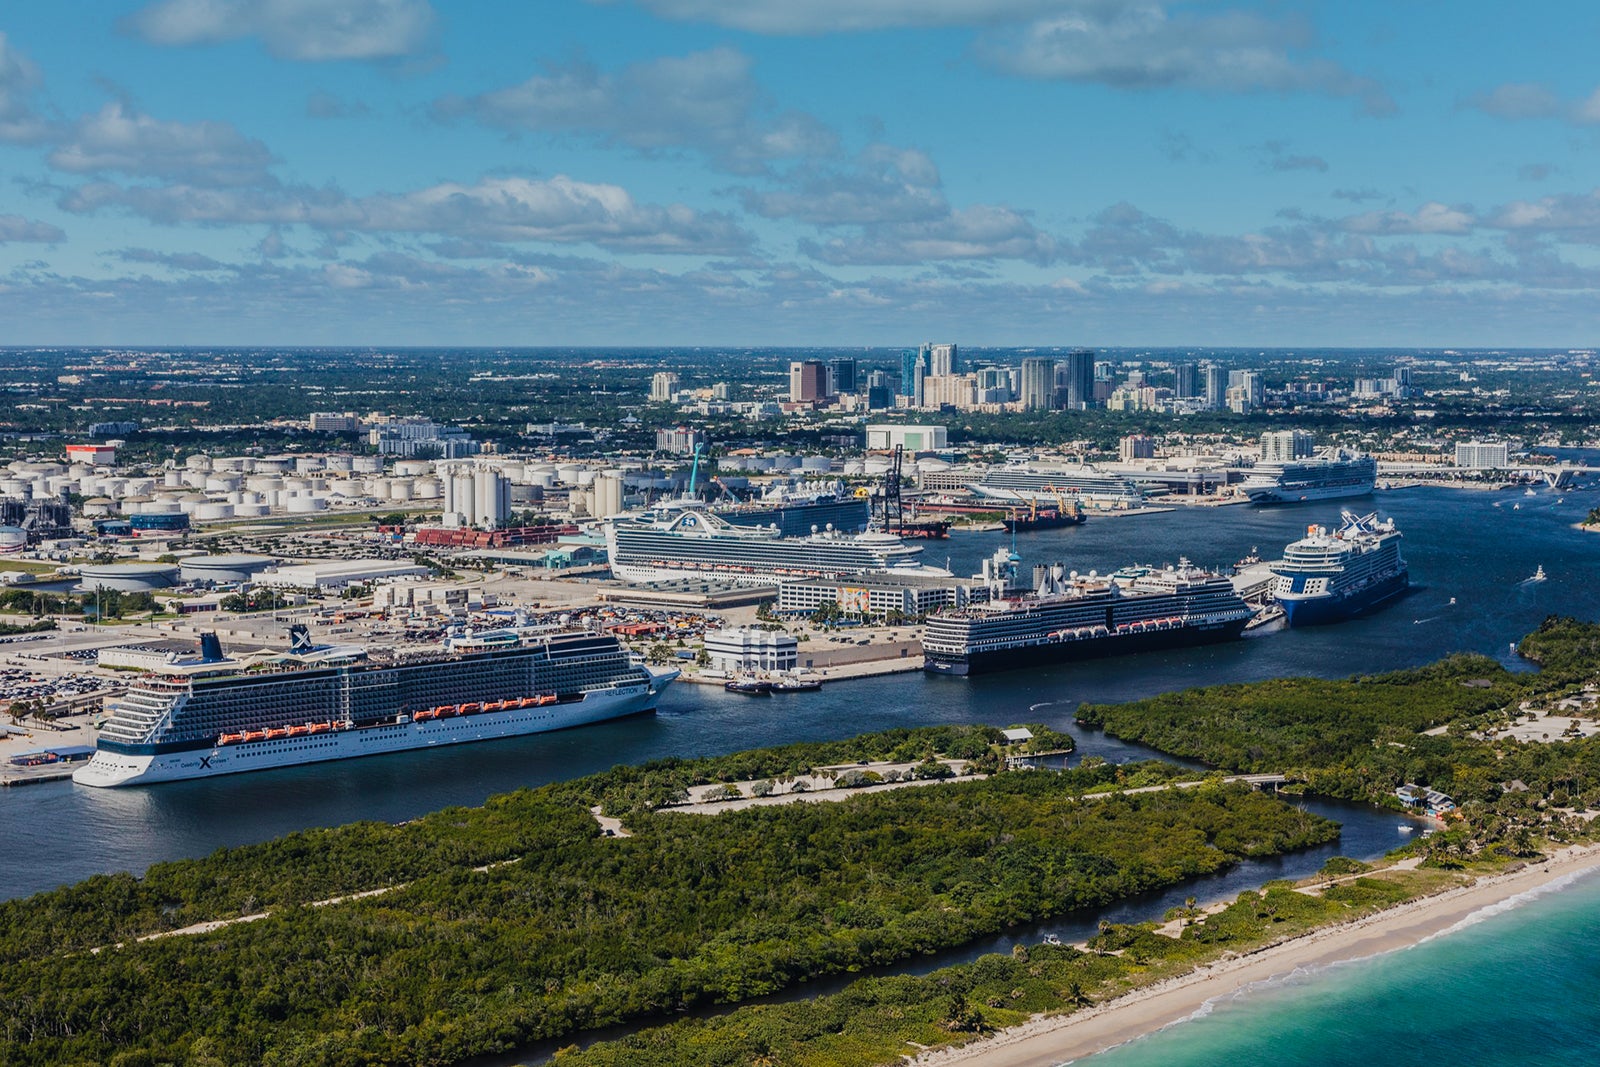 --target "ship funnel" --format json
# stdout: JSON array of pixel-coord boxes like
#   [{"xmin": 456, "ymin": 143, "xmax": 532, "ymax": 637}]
[
  {"xmin": 198, "ymin": 632, "xmax": 224, "ymax": 662},
  {"xmin": 288, "ymin": 624, "xmax": 312, "ymax": 655},
  {"xmin": 1033, "ymin": 563, "xmax": 1049, "ymax": 593},
  {"xmin": 1051, "ymin": 563, "xmax": 1066, "ymax": 584}
]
